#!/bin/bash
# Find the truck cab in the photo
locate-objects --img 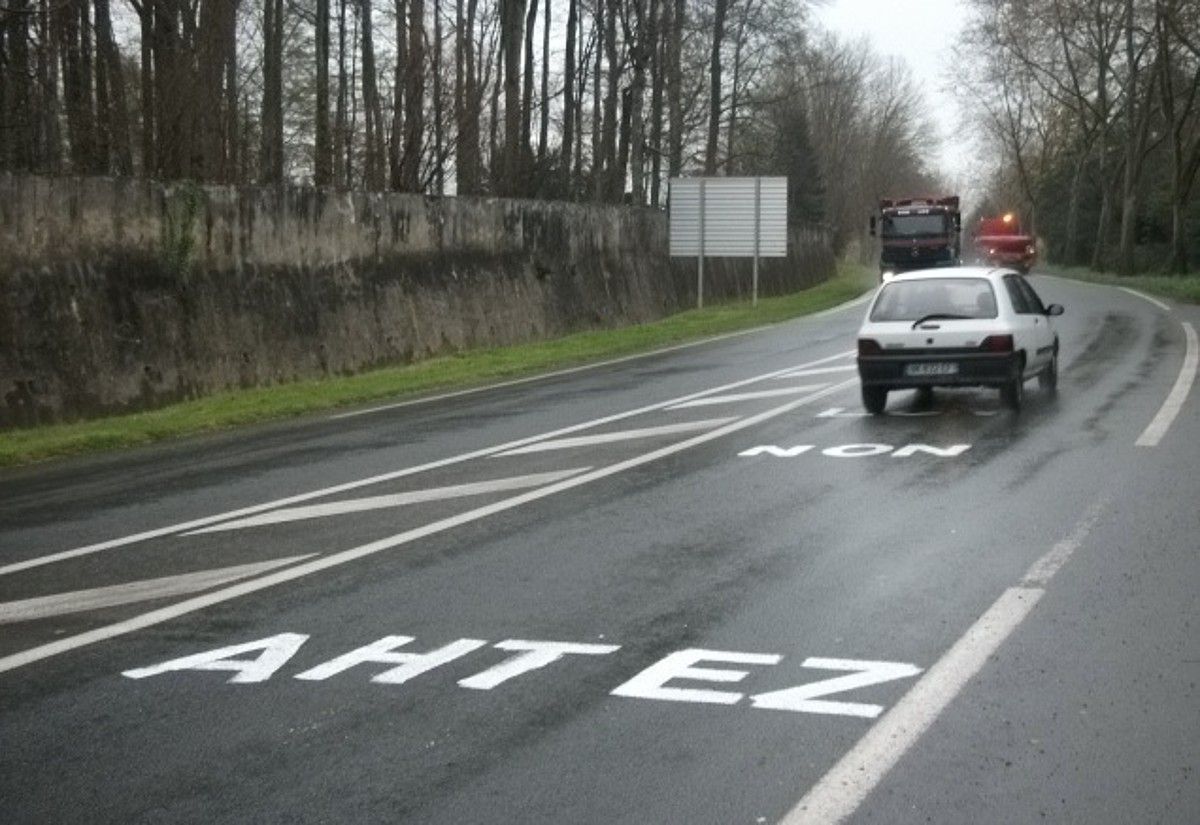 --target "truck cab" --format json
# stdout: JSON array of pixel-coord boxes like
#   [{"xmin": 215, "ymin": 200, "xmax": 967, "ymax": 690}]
[{"xmin": 870, "ymin": 196, "xmax": 962, "ymax": 278}]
